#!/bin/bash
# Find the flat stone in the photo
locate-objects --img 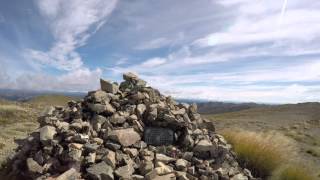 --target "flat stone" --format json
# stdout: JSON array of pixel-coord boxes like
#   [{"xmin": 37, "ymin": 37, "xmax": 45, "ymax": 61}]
[
  {"xmin": 86, "ymin": 153, "xmax": 96, "ymax": 164},
  {"xmin": 139, "ymin": 160, "xmax": 154, "ymax": 175},
  {"xmin": 56, "ymin": 168, "xmax": 80, "ymax": 180},
  {"xmin": 92, "ymin": 115, "xmax": 107, "ymax": 132},
  {"xmin": 68, "ymin": 148, "xmax": 82, "ymax": 162},
  {"xmin": 93, "ymin": 137, "xmax": 104, "ymax": 145},
  {"xmin": 115, "ymin": 164, "xmax": 135, "ymax": 179},
  {"xmin": 102, "ymin": 150, "xmax": 116, "ymax": 168},
  {"xmin": 87, "ymin": 161, "xmax": 114, "ymax": 180},
  {"xmin": 231, "ymin": 173, "xmax": 249, "ymax": 180},
  {"xmin": 26, "ymin": 158, "xmax": 43, "ymax": 174},
  {"xmin": 88, "ymin": 103, "xmax": 106, "ymax": 114},
  {"xmin": 136, "ymin": 104, "xmax": 146, "ymax": 116},
  {"xmin": 84, "ymin": 143, "xmax": 99, "ymax": 153},
  {"xmin": 172, "ymin": 108, "xmax": 186, "ymax": 115},
  {"xmin": 40, "ymin": 125, "xmax": 57, "ymax": 142},
  {"xmin": 124, "ymin": 148, "xmax": 139, "ymax": 158},
  {"xmin": 100, "ymin": 79, "xmax": 119, "ymax": 94},
  {"xmin": 123, "ymin": 72, "xmax": 139, "ymax": 82},
  {"xmin": 109, "ymin": 113, "xmax": 126, "ymax": 124},
  {"xmin": 69, "ymin": 143, "xmax": 83, "ymax": 150},
  {"xmin": 105, "ymin": 103, "xmax": 116, "ymax": 114},
  {"xmin": 155, "ymin": 161, "xmax": 174, "ymax": 175},
  {"xmin": 155, "ymin": 153, "xmax": 175, "ymax": 164},
  {"xmin": 176, "ymin": 159, "xmax": 188, "ymax": 170},
  {"xmin": 108, "ymin": 128, "xmax": 141, "ymax": 147},
  {"xmin": 193, "ymin": 139, "xmax": 216, "ymax": 159},
  {"xmin": 92, "ymin": 90, "xmax": 109, "ymax": 103}
]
